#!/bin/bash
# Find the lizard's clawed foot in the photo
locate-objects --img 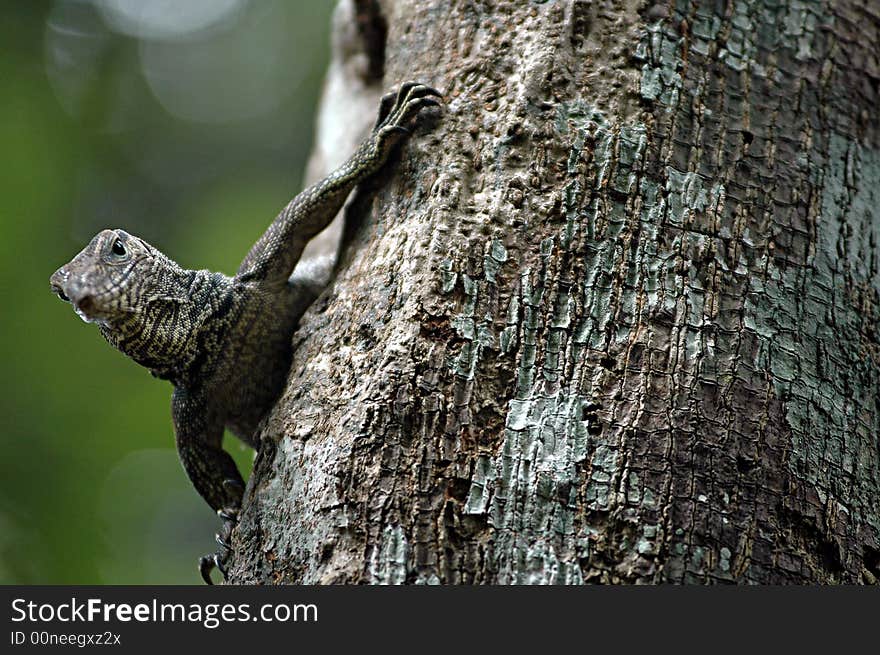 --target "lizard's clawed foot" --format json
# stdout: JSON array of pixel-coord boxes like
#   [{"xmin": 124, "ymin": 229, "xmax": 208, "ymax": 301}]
[
  {"xmin": 373, "ymin": 81, "xmax": 443, "ymax": 151},
  {"xmin": 199, "ymin": 504, "xmax": 239, "ymax": 585}
]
